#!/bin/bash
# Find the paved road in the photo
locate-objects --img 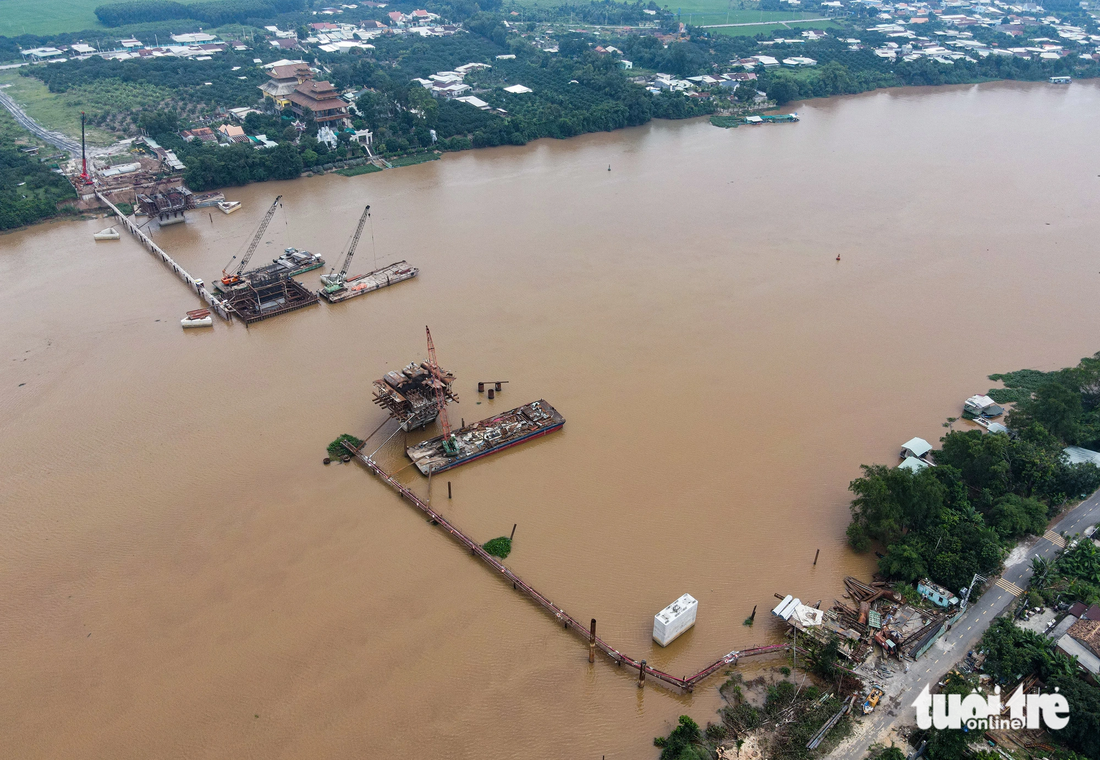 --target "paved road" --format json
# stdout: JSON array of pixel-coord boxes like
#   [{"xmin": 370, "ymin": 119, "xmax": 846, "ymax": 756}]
[
  {"xmin": 699, "ymin": 17, "xmax": 828, "ymax": 28},
  {"xmin": 828, "ymin": 490, "xmax": 1100, "ymax": 759},
  {"xmin": 0, "ymin": 87, "xmax": 81, "ymax": 154}
]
